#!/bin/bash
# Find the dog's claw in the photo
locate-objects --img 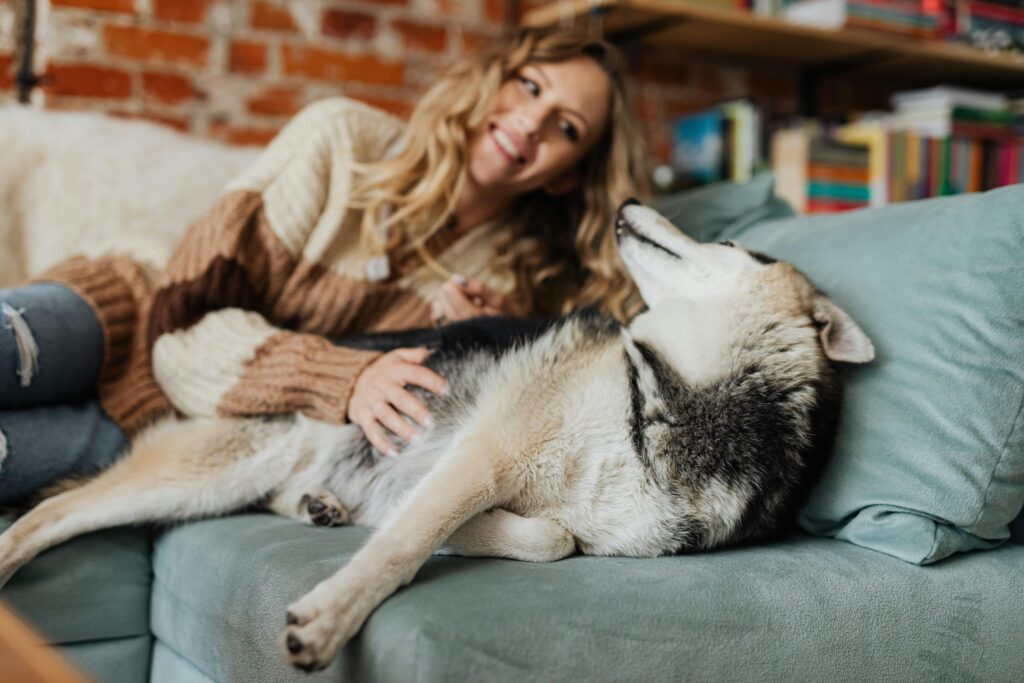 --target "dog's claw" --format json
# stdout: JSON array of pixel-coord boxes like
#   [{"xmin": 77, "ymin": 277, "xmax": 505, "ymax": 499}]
[
  {"xmin": 286, "ymin": 633, "xmax": 303, "ymax": 654},
  {"xmin": 286, "ymin": 611, "xmax": 299, "ymax": 625}
]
